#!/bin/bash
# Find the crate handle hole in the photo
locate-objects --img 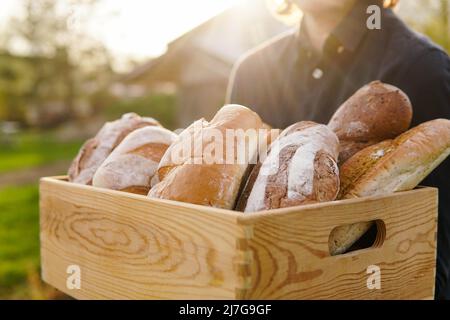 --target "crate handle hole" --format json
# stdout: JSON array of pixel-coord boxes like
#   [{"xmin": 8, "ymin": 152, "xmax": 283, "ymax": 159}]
[{"xmin": 329, "ymin": 220, "xmax": 386, "ymax": 256}]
